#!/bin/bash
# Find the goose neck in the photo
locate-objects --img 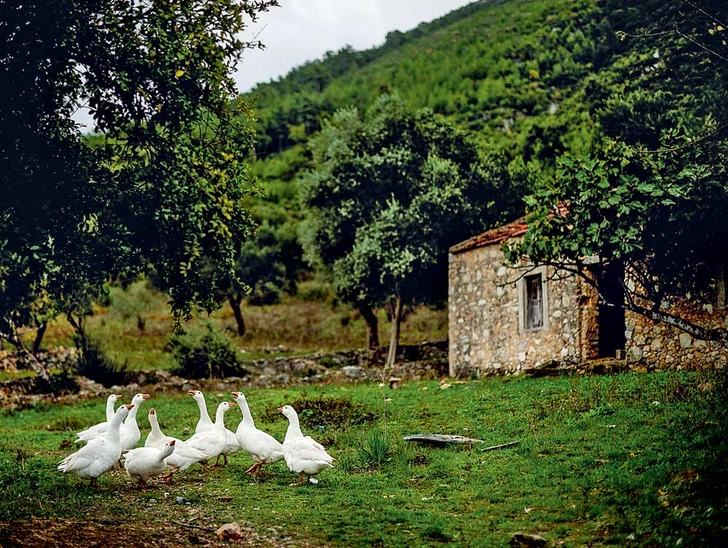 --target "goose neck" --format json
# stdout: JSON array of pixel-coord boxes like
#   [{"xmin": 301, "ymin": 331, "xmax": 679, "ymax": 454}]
[
  {"xmin": 197, "ymin": 399, "xmax": 212, "ymax": 422},
  {"xmin": 239, "ymin": 398, "xmax": 255, "ymax": 426},
  {"xmin": 213, "ymin": 406, "xmax": 227, "ymax": 432},
  {"xmin": 149, "ymin": 414, "xmax": 162, "ymax": 435},
  {"xmin": 285, "ymin": 413, "xmax": 304, "ymax": 440}
]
